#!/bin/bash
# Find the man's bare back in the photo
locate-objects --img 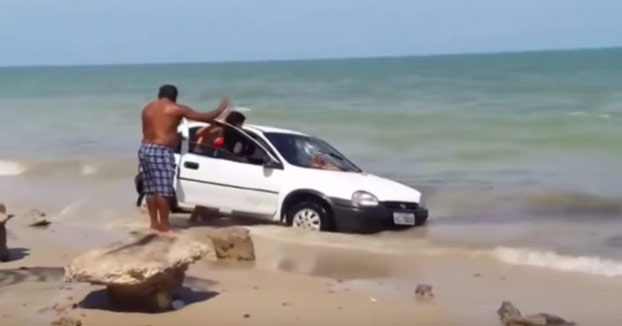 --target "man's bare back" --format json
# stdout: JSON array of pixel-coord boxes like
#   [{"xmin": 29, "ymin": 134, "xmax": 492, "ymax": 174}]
[
  {"xmin": 141, "ymin": 97, "xmax": 230, "ymax": 148},
  {"xmin": 141, "ymin": 99, "xmax": 185, "ymax": 148}
]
